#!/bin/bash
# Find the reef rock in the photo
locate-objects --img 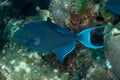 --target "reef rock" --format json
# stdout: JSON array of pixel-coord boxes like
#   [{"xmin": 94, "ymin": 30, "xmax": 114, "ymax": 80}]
[{"xmin": 104, "ymin": 27, "xmax": 120, "ymax": 80}]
